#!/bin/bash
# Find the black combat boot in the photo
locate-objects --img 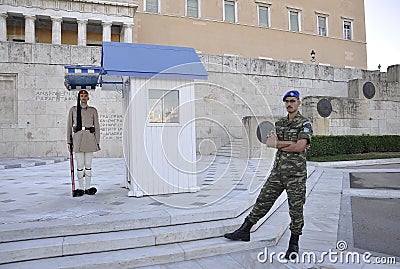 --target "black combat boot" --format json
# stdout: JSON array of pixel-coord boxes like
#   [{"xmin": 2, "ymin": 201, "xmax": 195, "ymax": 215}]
[
  {"xmin": 284, "ymin": 233, "xmax": 300, "ymax": 260},
  {"xmin": 224, "ymin": 217, "xmax": 254, "ymax": 242}
]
